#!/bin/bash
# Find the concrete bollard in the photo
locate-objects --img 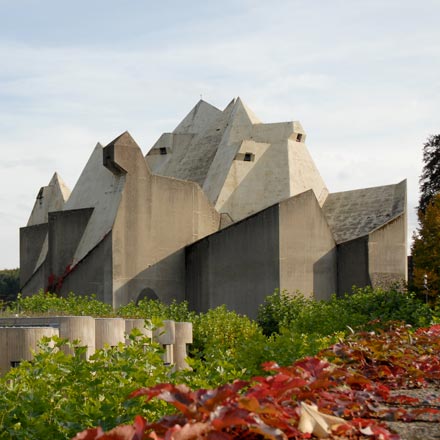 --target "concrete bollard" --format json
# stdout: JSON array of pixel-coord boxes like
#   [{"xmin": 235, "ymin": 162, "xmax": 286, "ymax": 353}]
[
  {"xmin": 95, "ymin": 318, "xmax": 126, "ymax": 350},
  {"xmin": 153, "ymin": 320, "xmax": 175, "ymax": 365},
  {"xmin": 124, "ymin": 319, "xmax": 153, "ymax": 345},
  {"xmin": 0, "ymin": 326, "xmax": 59, "ymax": 375},
  {"xmin": 173, "ymin": 322, "xmax": 193, "ymax": 371}
]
